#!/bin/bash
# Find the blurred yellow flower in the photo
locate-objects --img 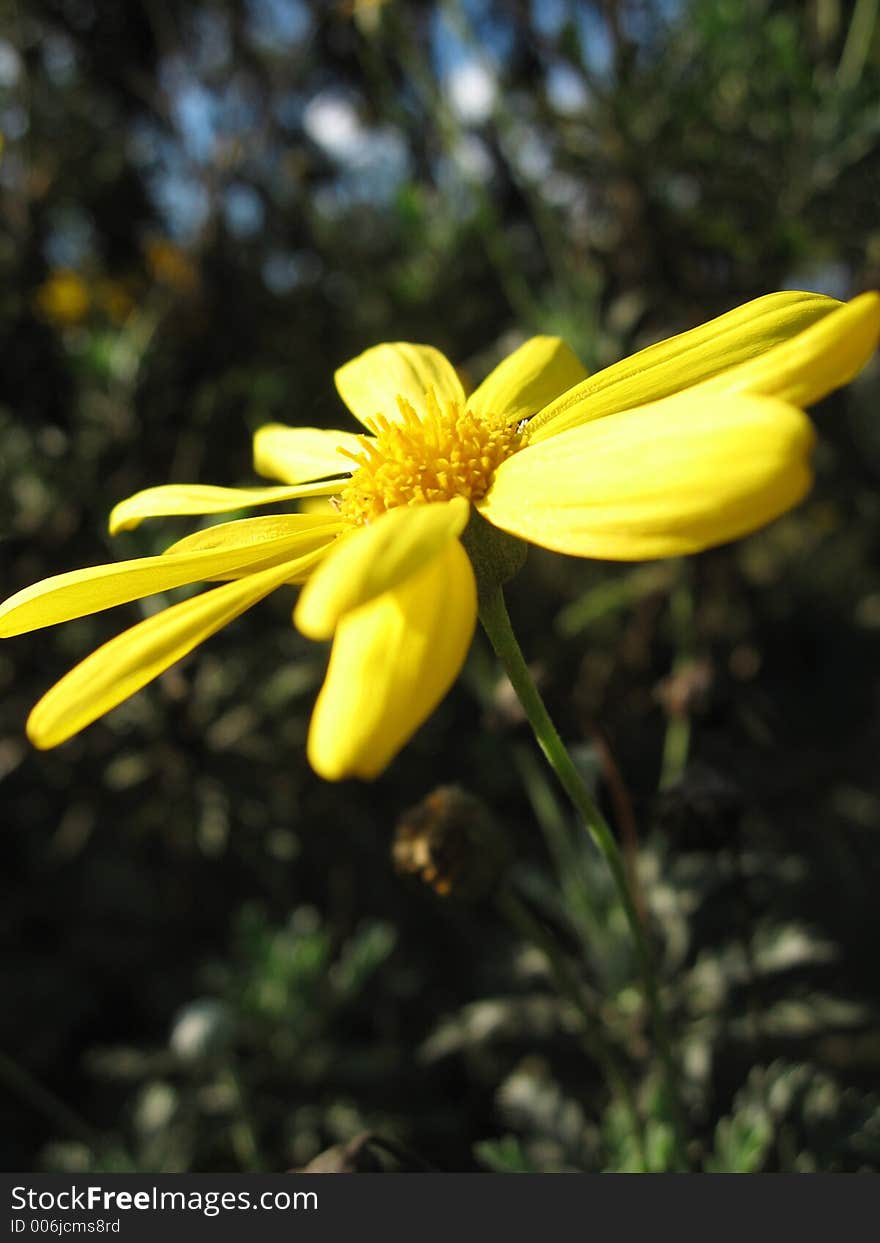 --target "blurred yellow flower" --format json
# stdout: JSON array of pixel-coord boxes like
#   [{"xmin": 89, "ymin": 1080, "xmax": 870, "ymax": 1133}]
[
  {"xmin": 35, "ymin": 269, "xmax": 90, "ymax": 327},
  {"xmin": 144, "ymin": 238, "xmax": 199, "ymax": 294},
  {"xmin": 2, "ymin": 291, "xmax": 878, "ymax": 778}
]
